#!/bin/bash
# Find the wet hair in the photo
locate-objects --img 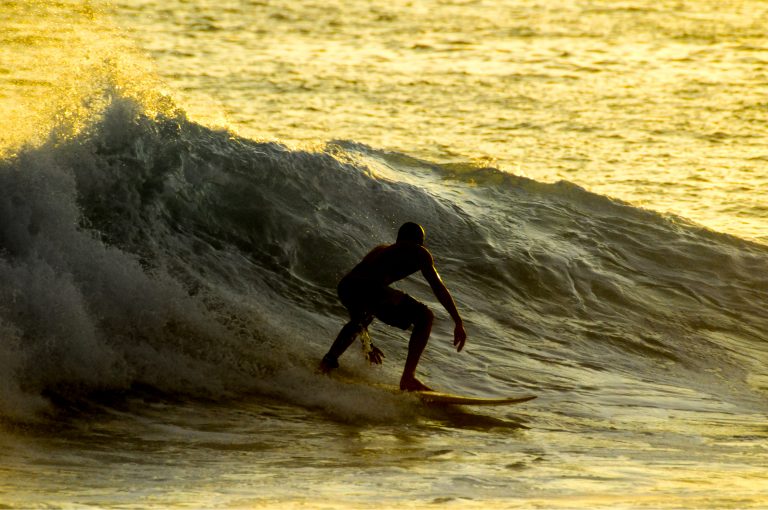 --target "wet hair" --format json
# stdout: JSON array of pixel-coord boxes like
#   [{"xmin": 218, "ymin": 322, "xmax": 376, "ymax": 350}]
[{"xmin": 397, "ymin": 222, "xmax": 425, "ymax": 245}]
